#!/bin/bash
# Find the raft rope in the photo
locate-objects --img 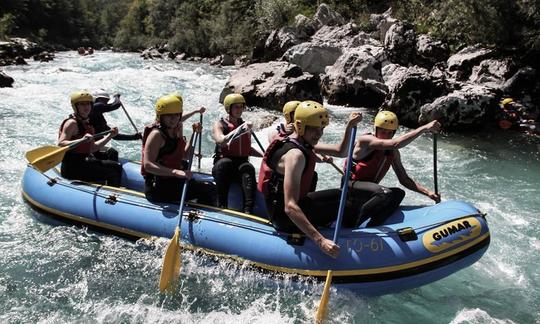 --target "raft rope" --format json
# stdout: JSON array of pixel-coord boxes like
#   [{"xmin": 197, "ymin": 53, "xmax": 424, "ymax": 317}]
[{"xmin": 30, "ymin": 165, "xmax": 485, "ymax": 240}]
